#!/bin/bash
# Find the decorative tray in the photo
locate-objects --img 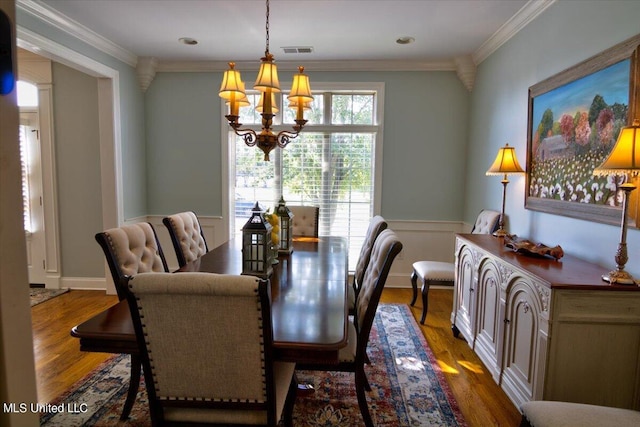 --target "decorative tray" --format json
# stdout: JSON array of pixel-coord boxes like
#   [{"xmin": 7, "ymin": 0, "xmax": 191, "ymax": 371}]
[{"xmin": 504, "ymin": 235, "xmax": 564, "ymax": 260}]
